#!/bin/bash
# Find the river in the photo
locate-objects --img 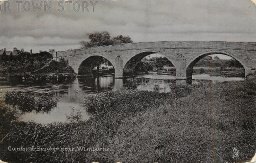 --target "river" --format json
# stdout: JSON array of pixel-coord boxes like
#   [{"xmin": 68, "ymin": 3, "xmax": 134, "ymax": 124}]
[{"xmin": 0, "ymin": 74, "xmax": 244, "ymax": 124}]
